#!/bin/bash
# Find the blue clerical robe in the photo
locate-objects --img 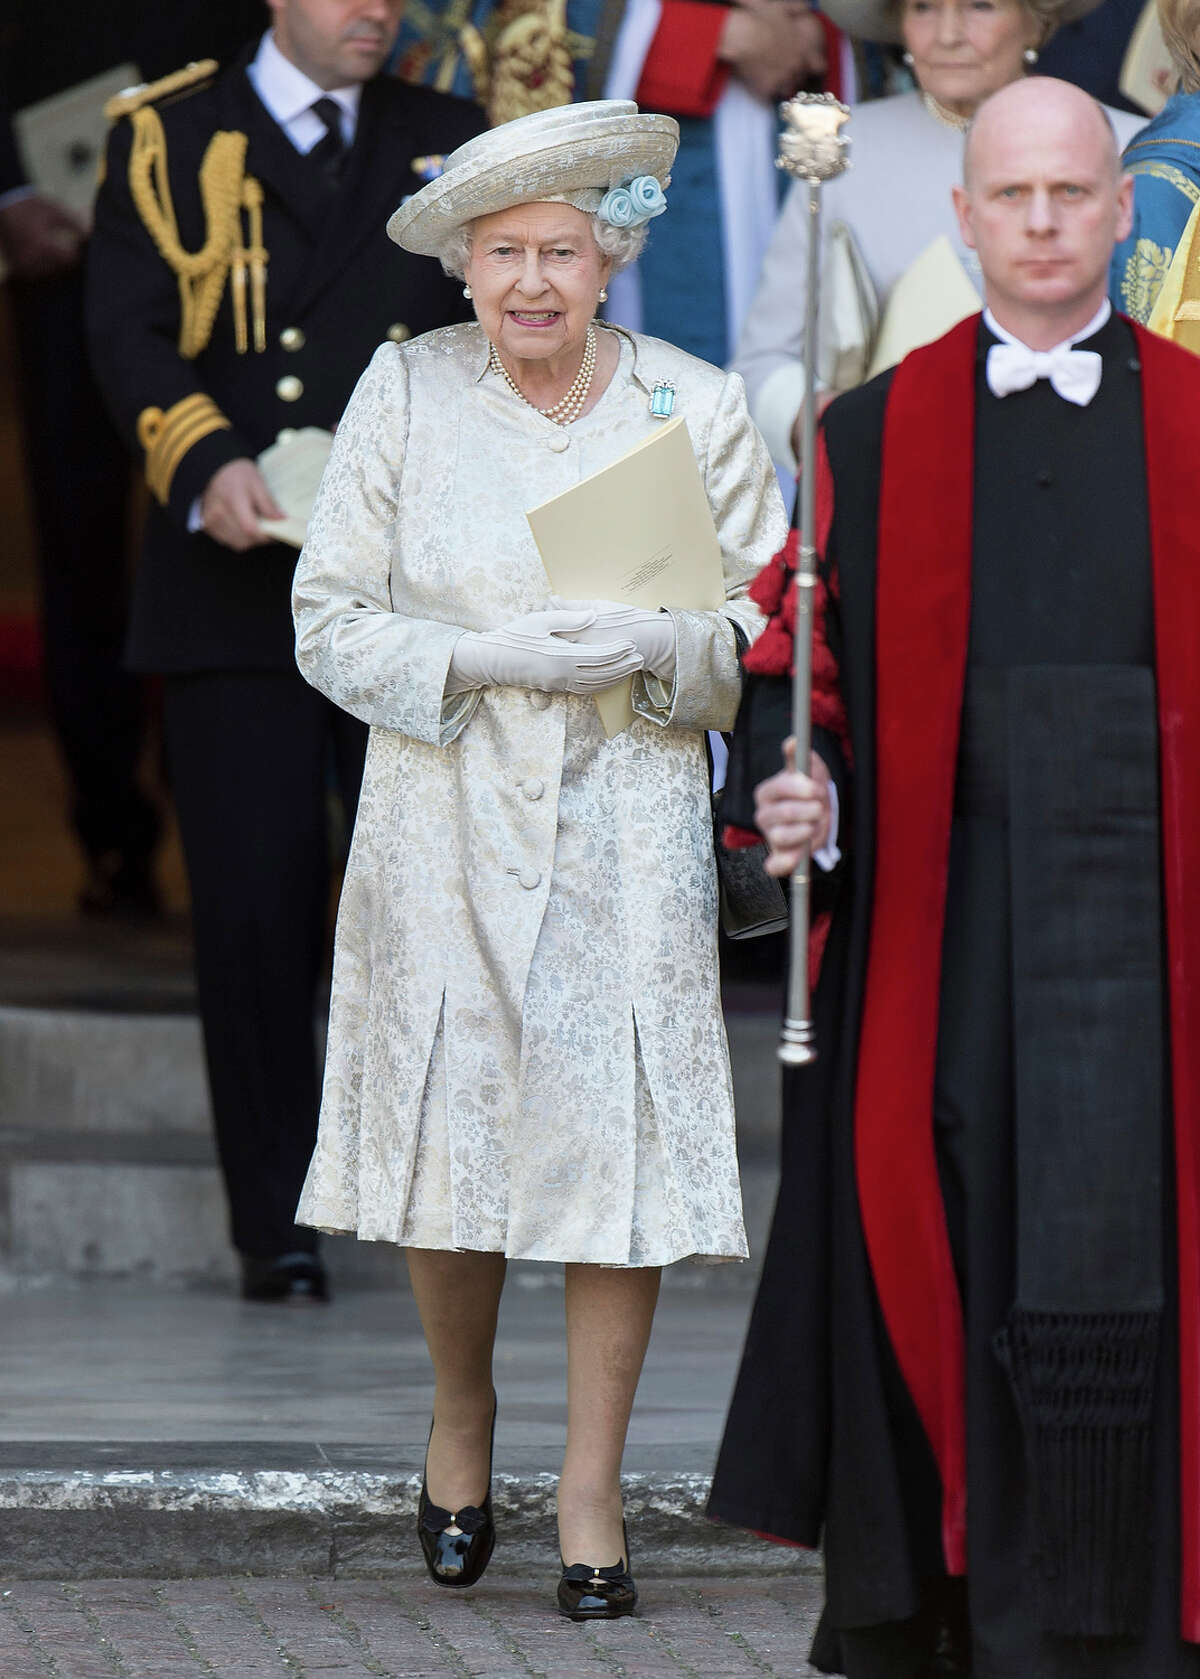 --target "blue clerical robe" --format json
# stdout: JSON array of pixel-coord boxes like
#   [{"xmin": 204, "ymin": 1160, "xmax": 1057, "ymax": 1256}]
[{"xmin": 1111, "ymin": 91, "xmax": 1200, "ymax": 323}]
